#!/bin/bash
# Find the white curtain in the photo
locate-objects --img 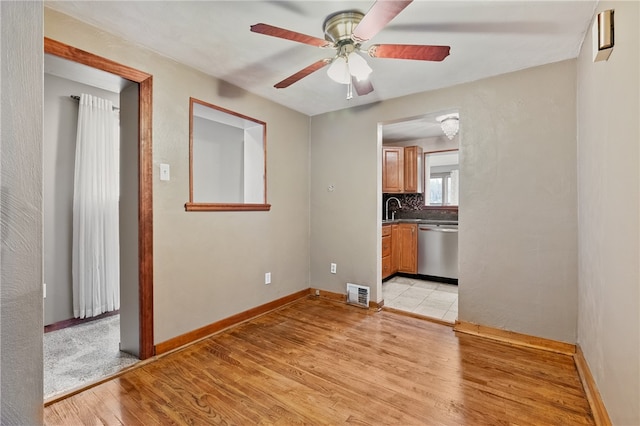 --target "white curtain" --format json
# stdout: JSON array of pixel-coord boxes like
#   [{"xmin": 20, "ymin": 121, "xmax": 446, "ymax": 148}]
[{"xmin": 72, "ymin": 93, "xmax": 120, "ymax": 319}]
